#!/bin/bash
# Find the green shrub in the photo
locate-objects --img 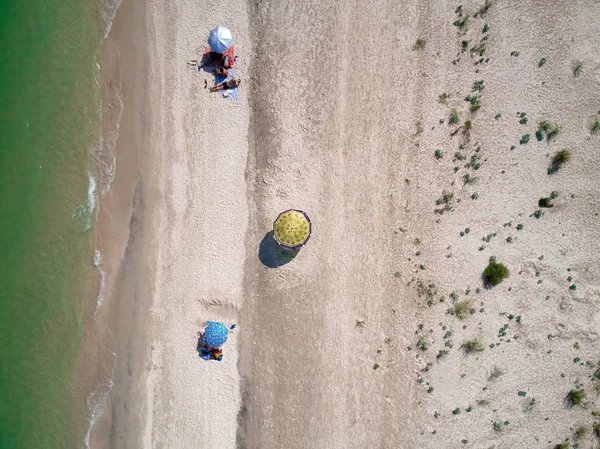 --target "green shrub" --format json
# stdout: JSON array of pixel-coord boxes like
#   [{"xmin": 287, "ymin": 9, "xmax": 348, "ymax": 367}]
[
  {"xmin": 484, "ymin": 261, "xmax": 509, "ymax": 286},
  {"xmin": 573, "ymin": 60, "xmax": 583, "ymax": 76},
  {"xmin": 538, "ymin": 197, "xmax": 553, "ymax": 208},
  {"xmin": 591, "ymin": 119, "xmax": 600, "ymax": 135}
]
